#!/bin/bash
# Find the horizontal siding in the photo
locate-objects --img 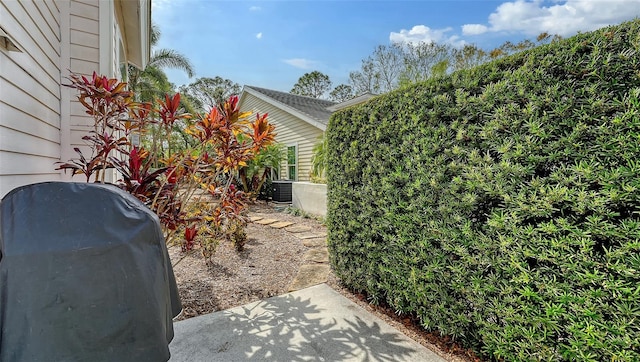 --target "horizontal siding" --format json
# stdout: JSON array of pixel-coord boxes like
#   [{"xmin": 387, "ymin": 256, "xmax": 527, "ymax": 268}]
[
  {"xmin": 70, "ymin": 57, "xmax": 100, "ymax": 75},
  {"xmin": 70, "ymin": 100, "xmax": 95, "ymax": 123},
  {"xmin": 44, "ymin": 0, "xmax": 61, "ymax": 28},
  {"xmin": 69, "ymin": 0, "xmax": 98, "ymax": 19},
  {"xmin": 70, "ymin": 114, "xmax": 93, "ymax": 127},
  {"xmin": 239, "ymin": 94, "xmax": 323, "ymax": 181},
  {"xmin": 0, "ymin": 151, "xmax": 60, "ymax": 175},
  {"xmin": 68, "ymin": 12, "xmax": 99, "ymax": 34},
  {"xmin": 21, "ymin": 0, "xmax": 61, "ymax": 55},
  {"xmin": 1, "ymin": 1, "xmax": 60, "ymax": 84},
  {"xmin": 52, "ymin": 0, "xmax": 63, "ymax": 16},
  {"xmin": 0, "ymin": 80, "xmax": 60, "ymax": 129},
  {"xmin": 70, "ymin": 43, "xmax": 99, "ymax": 62},
  {"xmin": 69, "ymin": 0, "xmax": 101, "ymax": 147},
  {"xmin": 70, "ymin": 100, "xmax": 93, "ymax": 151},
  {"xmin": 0, "ymin": 0, "xmax": 62, "ymax": 197},
  {"xmin": 75, "ymin": 0, "xmax": 100, "ymax": 5},
  {"xmin": 0, "ymin": 127, "xmax": 61, "ymax": 159},
  {"xmin": 68, "ymin": 0, "xmax": 99, "ymax": 82},
  {"xmin": 70, "ymin": 28, "xmax": 99, "ymax": 48},
  {"xmin": 0, "ymin": 102, "xmax": 60, "ymax": 144}
]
